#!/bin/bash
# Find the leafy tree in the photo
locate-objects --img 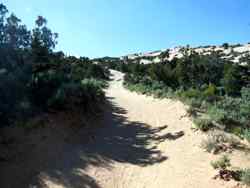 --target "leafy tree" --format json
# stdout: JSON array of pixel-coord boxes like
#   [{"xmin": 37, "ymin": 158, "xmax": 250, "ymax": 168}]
[
  {"xmin": 222, "ymin": 43, "xmax": 229, "ymax": 49},
  {"xmin": 31, "ymin": 35, "xmax": 50, "ymax": 63},
  {"xmin": 159, "ymin": 50, "xmax": 170, "ymax": 62},
  {"xmin": 222, "ymin": 64, "xmax": 242, "ymax": 96},
  {"xmin": 2, "ymin": 13, "xmax": 30, "ymax": 49},
  {"xmin": 0, "ymin": 4, "xmax": 33, "ymax": 124},
  {"xmin": 0, "ymin": 3, "xmax": 108, "ymax": 125},
  {"xmin": 31, "ymin": 16, "xmax": 58, "ymax": 65},
  {"xmin": 0, "ymin": 3, "xmax": 8, "ymax": 44},
  {"xmin": 32, "ymin": 16, "xmax": 58, "ymax": 50},
  {"xmin": 174, "ymin": 60, "xmax": 189, "ymax": 88}
]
